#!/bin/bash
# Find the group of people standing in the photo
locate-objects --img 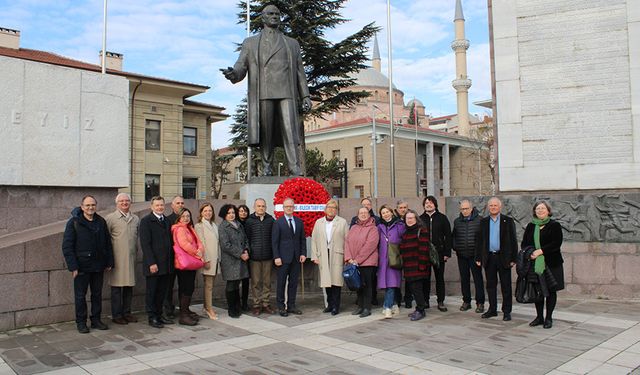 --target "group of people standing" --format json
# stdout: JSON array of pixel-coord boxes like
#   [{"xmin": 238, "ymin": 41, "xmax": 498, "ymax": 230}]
[
  {"xmin": 61, "ymin": 193, "xmax": 563, "ymax": 333},
  {"xmin": 311, "ymin": 196, "xmax": 564, "ymax": 326}
]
